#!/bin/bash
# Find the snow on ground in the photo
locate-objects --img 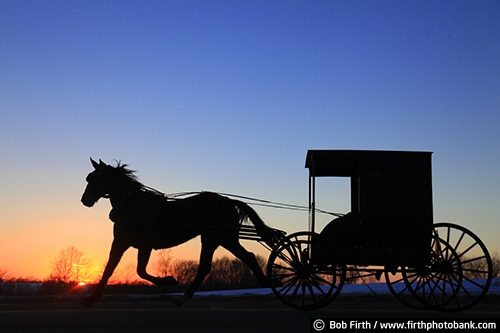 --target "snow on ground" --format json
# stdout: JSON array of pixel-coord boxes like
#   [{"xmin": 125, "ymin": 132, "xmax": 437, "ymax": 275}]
[{"xmin": 190, "ymin": 278, "xmax": 500, "ymax": 297}]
